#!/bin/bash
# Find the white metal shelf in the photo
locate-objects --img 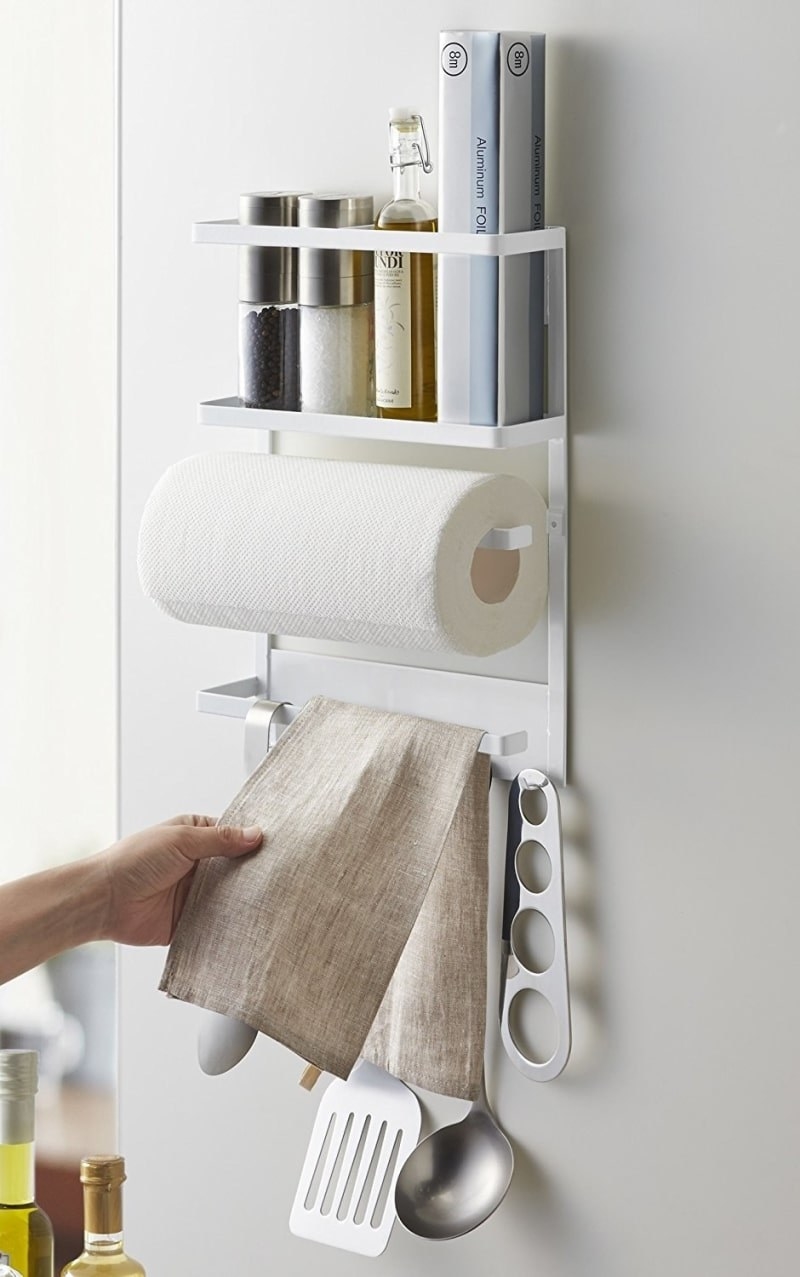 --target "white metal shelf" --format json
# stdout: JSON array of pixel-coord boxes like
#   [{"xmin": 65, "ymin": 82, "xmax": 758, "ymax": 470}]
[
  {"xmin": 198, "ymin": 396, "xmax": 565, "ymax": 450},
  {"xmin": 192, "ymin": 219, "xmax": 565, "ymax": 256}
]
